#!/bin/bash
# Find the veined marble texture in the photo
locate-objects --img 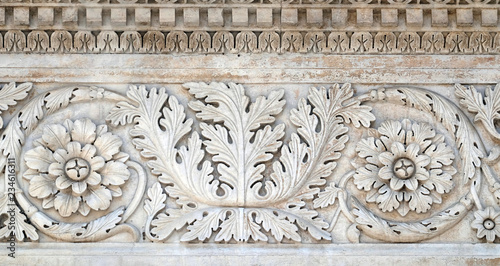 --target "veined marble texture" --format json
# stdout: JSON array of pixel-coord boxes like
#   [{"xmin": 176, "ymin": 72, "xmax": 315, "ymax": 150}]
[{"xmin": 0, "ymin": 1, "xmax": 499, "ymax": 265}]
